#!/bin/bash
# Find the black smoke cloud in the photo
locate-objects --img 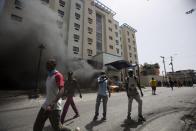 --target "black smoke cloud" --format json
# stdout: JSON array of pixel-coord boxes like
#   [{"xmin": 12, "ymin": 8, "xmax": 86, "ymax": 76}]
[{"xmin": 0, "ymin": 0, "xmax": 99, "ymax": 90}]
